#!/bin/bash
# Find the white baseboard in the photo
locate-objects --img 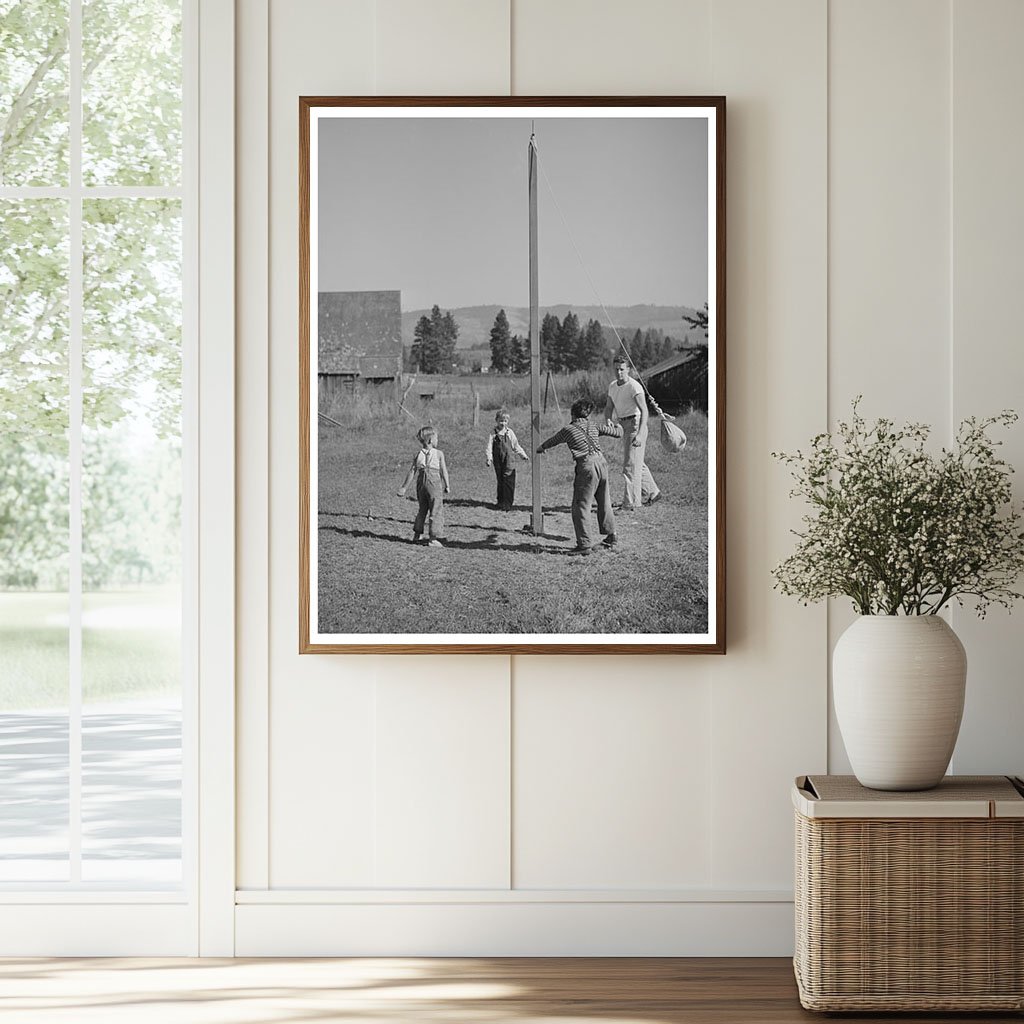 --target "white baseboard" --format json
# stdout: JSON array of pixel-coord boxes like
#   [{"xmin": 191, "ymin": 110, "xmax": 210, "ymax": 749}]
[
  {"xmin": 235, "ymin": 899, "xmax": 795, "ymax": 956},
  {"xmin": 0, "ymin": 904, "xmax": 196, "ymax": 956}
]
